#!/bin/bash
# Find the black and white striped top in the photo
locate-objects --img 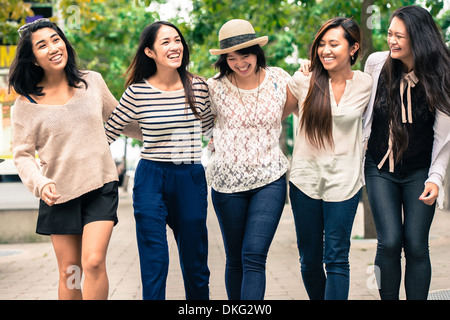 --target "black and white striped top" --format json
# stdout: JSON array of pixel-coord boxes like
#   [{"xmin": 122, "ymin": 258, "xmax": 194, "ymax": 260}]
[{"xmin": 105, "ymin": 77, "xmax": 214, "ymax": 163}]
